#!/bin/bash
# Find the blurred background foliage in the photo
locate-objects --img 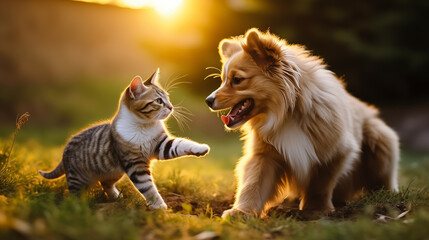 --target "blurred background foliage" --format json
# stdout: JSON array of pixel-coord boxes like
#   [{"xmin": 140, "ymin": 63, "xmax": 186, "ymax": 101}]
[
  {"xmin": 1, "ymin": 2, "xmax": 429, "ymax": 238},
  {"xmin": 142, "ymin": 0, "xmax": 429, "ymax": 105},
  {"xmin": 0, "ymin": 0, "xmax": 428, "ymax": 149}
]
